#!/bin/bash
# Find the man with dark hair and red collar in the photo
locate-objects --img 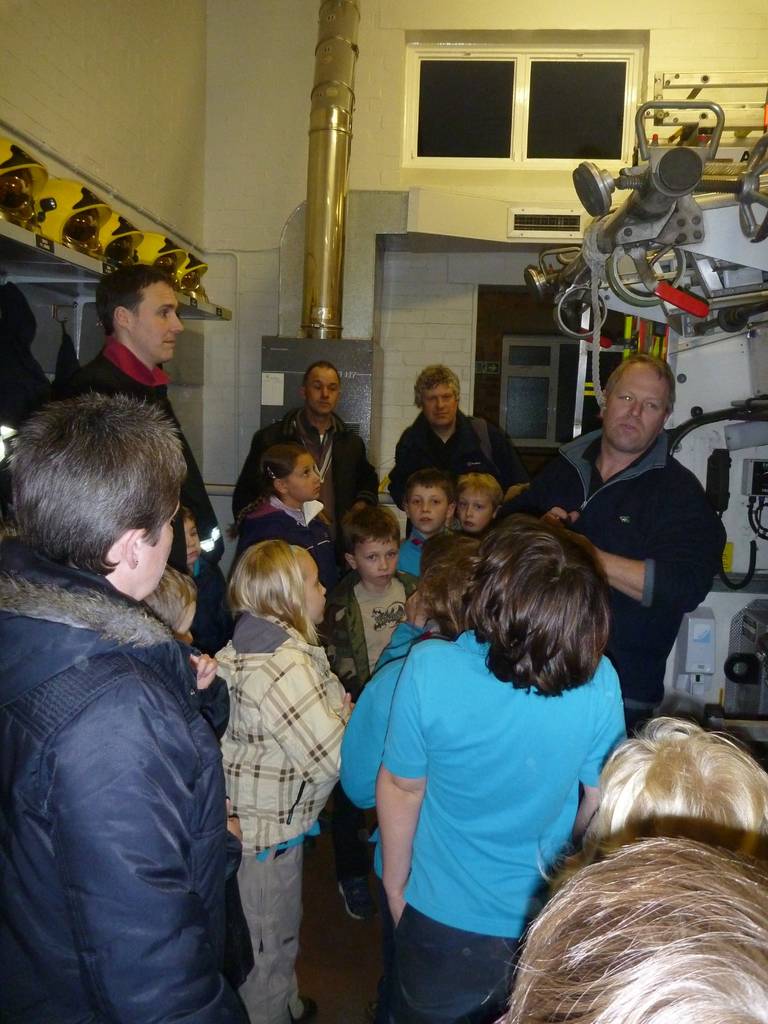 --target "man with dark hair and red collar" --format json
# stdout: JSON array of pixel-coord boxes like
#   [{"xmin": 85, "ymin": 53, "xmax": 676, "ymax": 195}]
[{"xmin": 60, "ymin": 265, "xmax": 221, "ymax": 571}]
